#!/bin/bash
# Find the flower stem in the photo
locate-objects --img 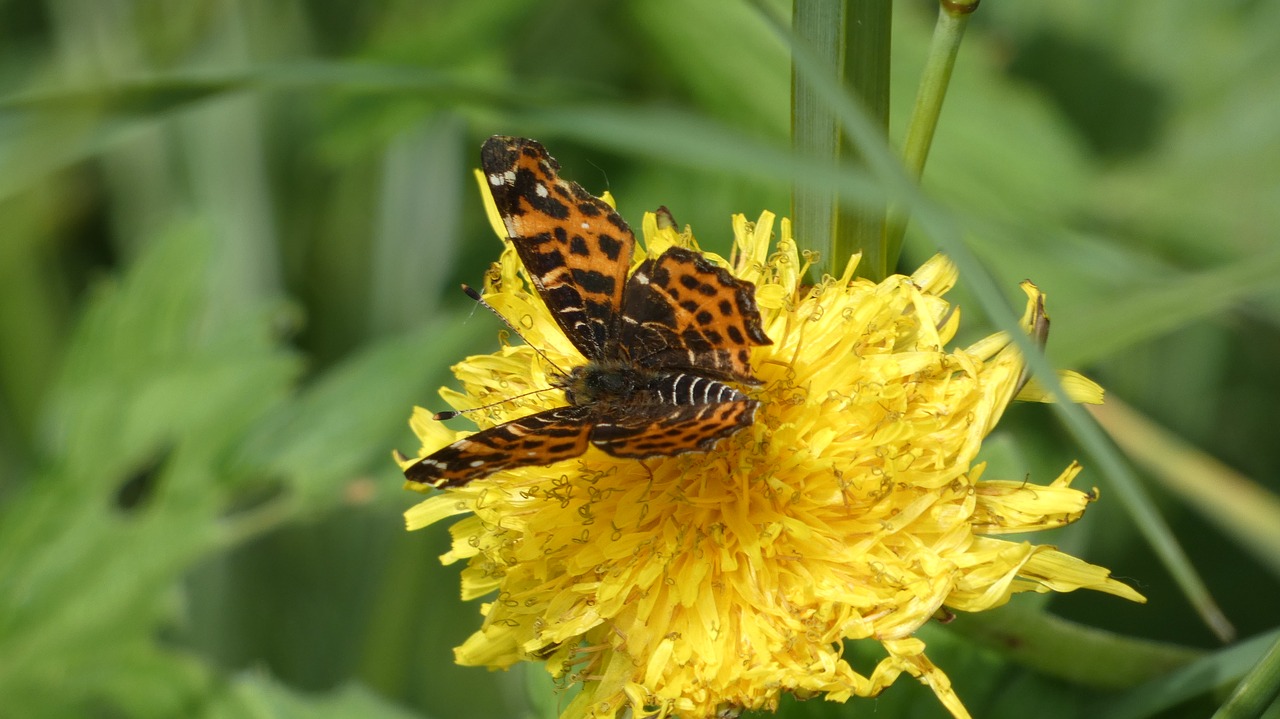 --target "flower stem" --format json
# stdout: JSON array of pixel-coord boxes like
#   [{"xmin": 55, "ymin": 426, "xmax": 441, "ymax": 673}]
[
  {"xmin": 884, "ymin": 0, "xmax": 978, "ymax": 258},
  {"xmin": 1211, "ymin": 631, "xmax": 1280, "ymax": 719},
  {"xmin": 791, "ymin": 0, "xmax": 891, "ymax": 281}
]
